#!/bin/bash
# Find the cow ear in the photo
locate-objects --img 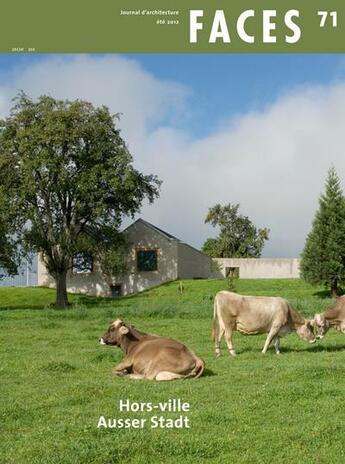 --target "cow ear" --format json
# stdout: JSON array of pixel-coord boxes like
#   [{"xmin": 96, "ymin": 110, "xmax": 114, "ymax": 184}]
[{"xmin": 119, "ymin": 326, "xmax": 129, "ymax": 335}]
